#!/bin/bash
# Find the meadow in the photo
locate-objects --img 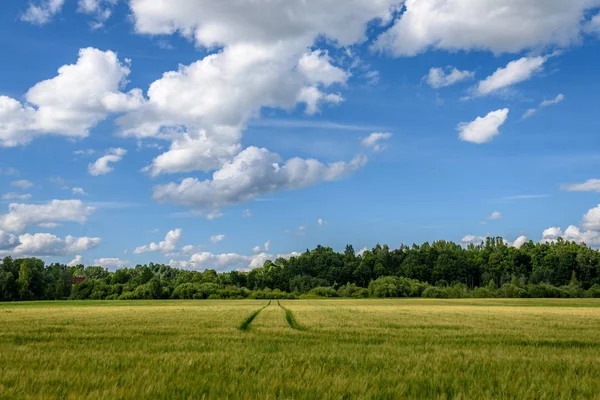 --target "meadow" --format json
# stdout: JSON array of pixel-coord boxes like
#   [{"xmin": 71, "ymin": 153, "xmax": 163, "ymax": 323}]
[{"xmin": 2, "ymin": 299, "xmax": 600, "ymax": 399}]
